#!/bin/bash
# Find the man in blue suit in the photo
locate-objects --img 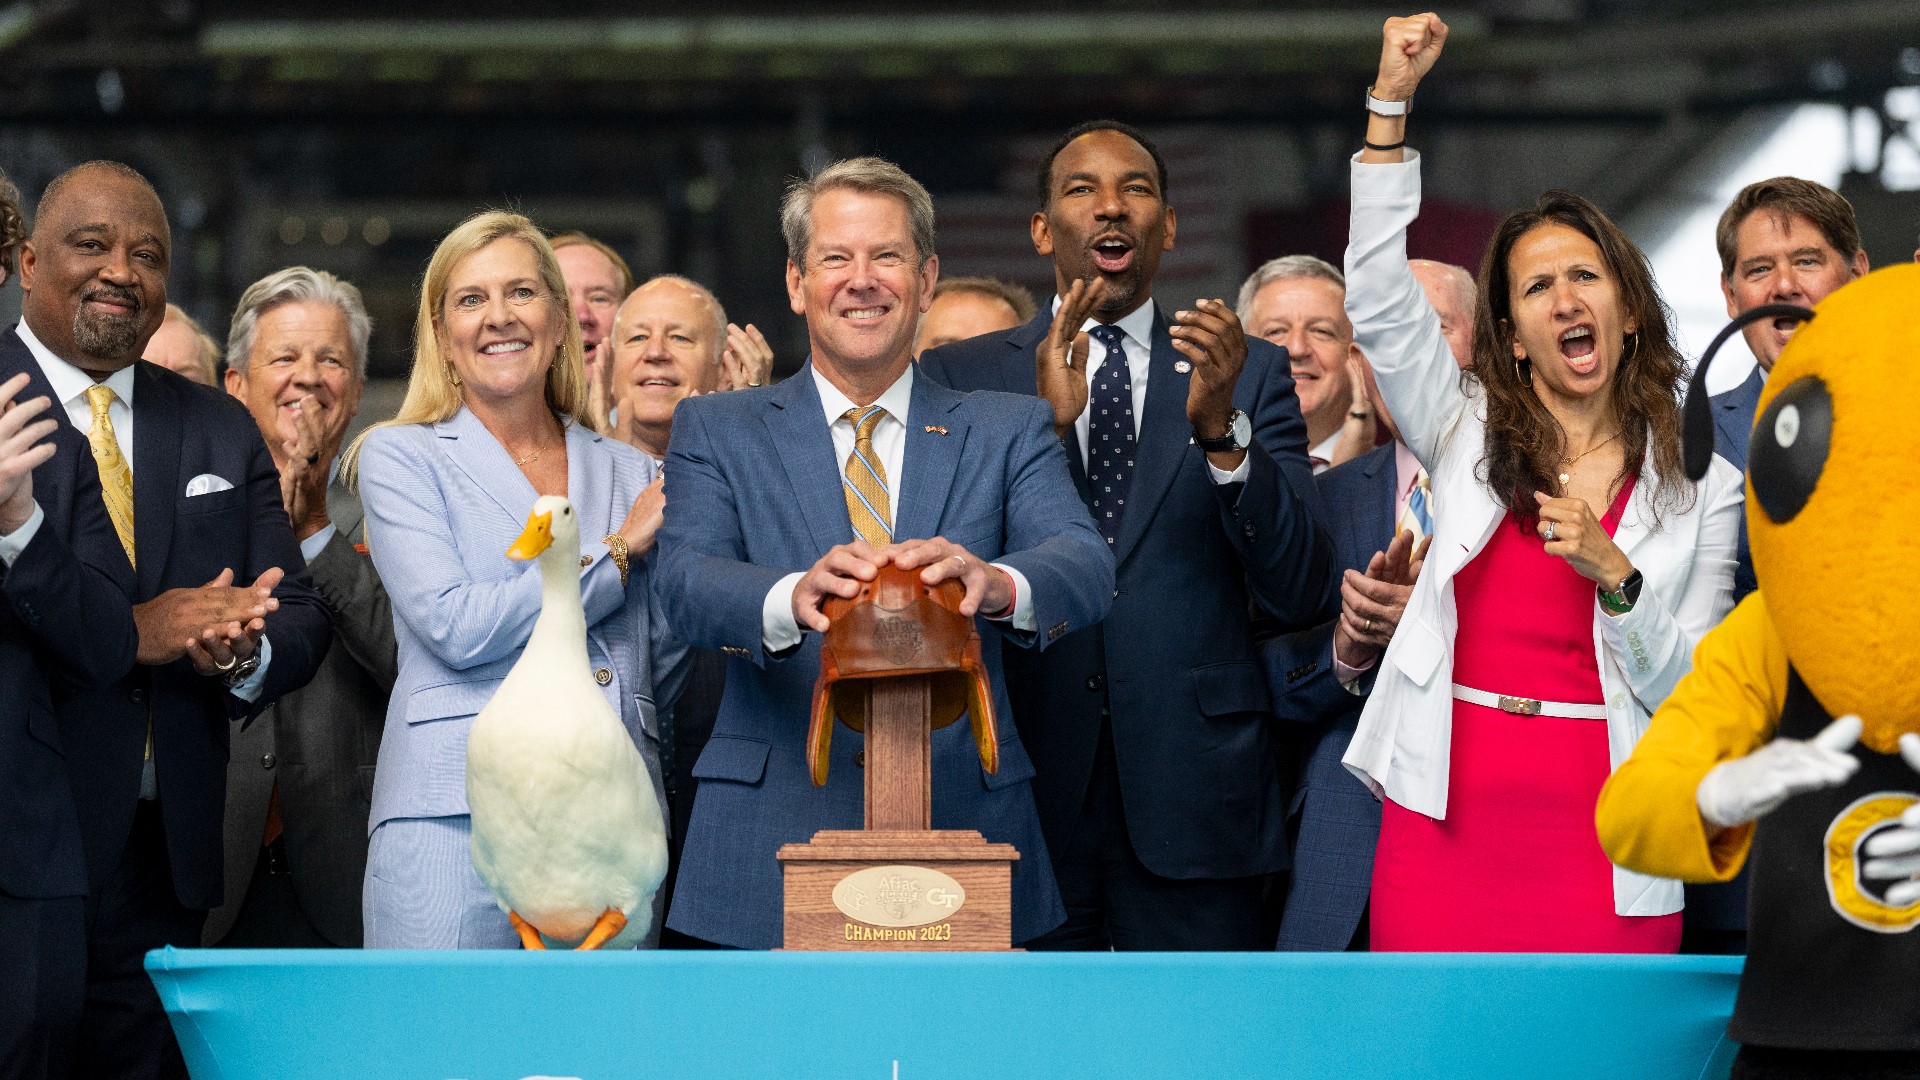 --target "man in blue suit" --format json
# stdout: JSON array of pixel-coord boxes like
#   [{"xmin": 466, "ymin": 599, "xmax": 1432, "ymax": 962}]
[
  {"xmin": 656, "ymin": 157, "xmax": 1113, "ymax": 950},
  {"xmin": 0, "ymin": 366, "xmax": 137, "ymax": 1080},
  {"xmin": 1257, "ymin": 258, "xmax": 1465, "ymax": 951},
  {"xmin": 919, "ymin": 122, "xmax": 1334, "ymax": 950},
  {"xmin": 12, "ymin": 161, "xmax": 330, "ymax": 1079}
]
